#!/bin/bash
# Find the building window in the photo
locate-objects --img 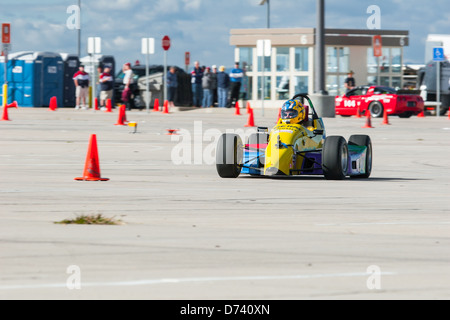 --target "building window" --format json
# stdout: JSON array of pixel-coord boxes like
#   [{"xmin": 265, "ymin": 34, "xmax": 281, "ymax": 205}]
[
  {"xmin": 368, "ymin": 76, "xmax": 390, "ymax": 87},
  {"xmin": 293, "ymin": 76, "xmax": 308, "ymax": 95},
  {"xmin": 276, "ymin": 48, "xmax": 290, "ymax": 72},
  {"xmin": 391, "ymin": 77, "xmax": 402, "ymax": 89},
  {"xmin": 391, "ymin": 48, "xmax": 401, "ymax": 73},
  {"xmin": 294, "ymin": 47, "xmax": 308, "ymax": 71},
  {"xmin": 258, "ymin": 76, "xmax": 271, "ymax": 100},
  {"xmin": 326, "ymin": 47, "xmax": 350, "ymax": 95},
  {"xmin": 339, "ymin": 47, "xmax": 350, "ymax": 73},
  {"xmin": 327, "ymin": 47, "xmax": 338, "ymax": 73},
  {"xmin": 380, "ymin": 48, "xmax": 390, "ymax": 73},
  {"xmin": 326, "ymin": 75, "xmax": 338, "ymax": 96},
  {"xmin": 276, "ymin": 76, "xmax": 290, "ymax": 100},
  {"xmin": 241, "ymin": 75, "xmax": 252, "ymax": 100},
  {"xmin": 239, "ymin": 47, "xmax": 253, "ymax": 72},
  {"xmin": 367, "ymin": 47, "xmax": 403, "ymax": 88},
  {"xmin": 258, "ymin": 55, "xmax": 271, "ymax": 72}
]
